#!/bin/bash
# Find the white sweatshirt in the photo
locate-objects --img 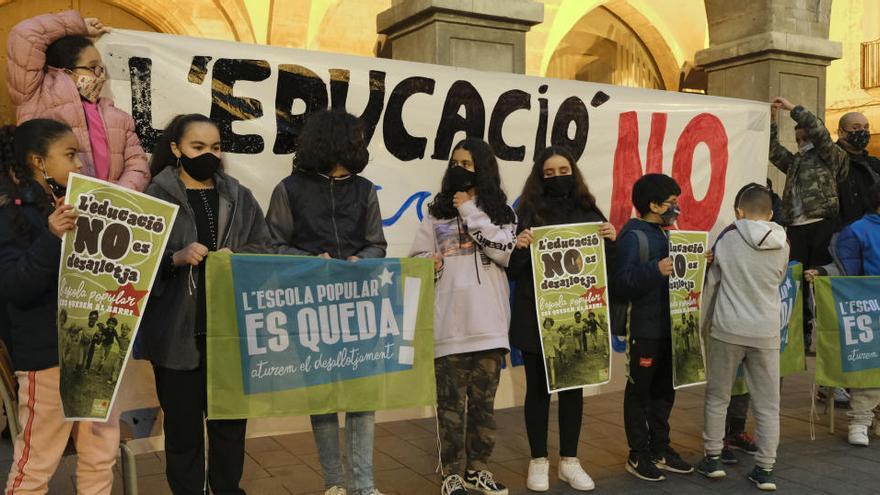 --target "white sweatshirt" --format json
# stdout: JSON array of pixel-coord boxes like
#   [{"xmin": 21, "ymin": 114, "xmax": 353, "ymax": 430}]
[{"xmin": 409, "ymin": 200, "xmax": 516, "ymax": 358}]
